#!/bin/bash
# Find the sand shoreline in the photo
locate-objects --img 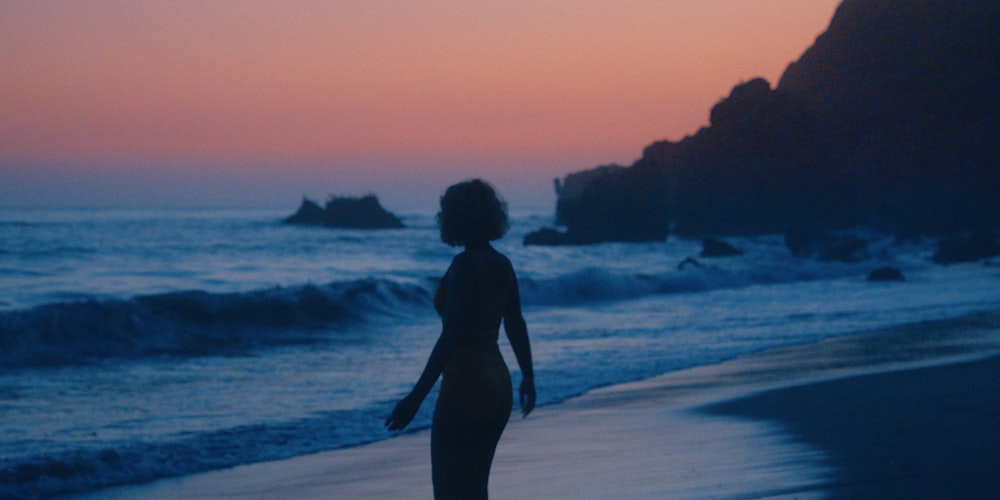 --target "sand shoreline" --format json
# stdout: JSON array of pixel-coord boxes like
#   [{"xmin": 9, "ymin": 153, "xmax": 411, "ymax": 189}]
[
  {"xmin": 79, "ymin": 312, "xmax": 1000, "ymax": 499},
  {"xmin": 707, "ymin": 354, "xmax": 1000, "ymax": 498}
]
